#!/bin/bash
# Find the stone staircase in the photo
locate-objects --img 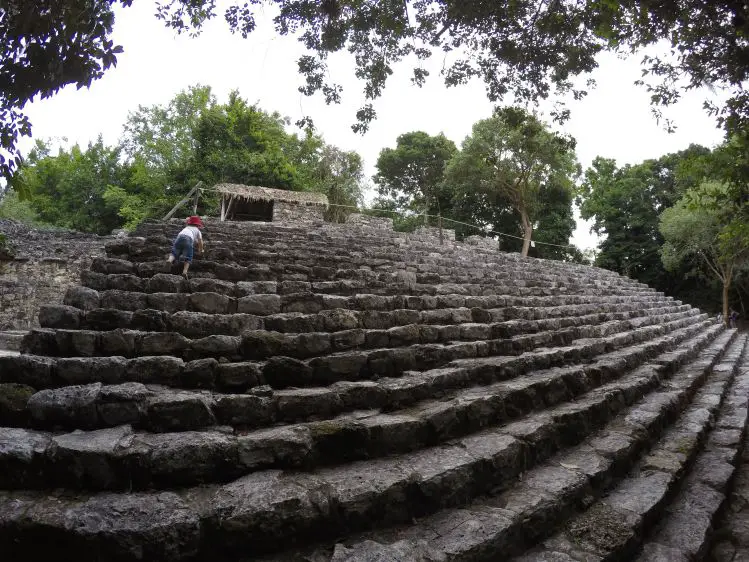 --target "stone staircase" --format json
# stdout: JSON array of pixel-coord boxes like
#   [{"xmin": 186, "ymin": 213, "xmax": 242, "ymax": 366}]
[{"xmin": 0, "ymin": 217, "xmax": 744, "ymax": 561}]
